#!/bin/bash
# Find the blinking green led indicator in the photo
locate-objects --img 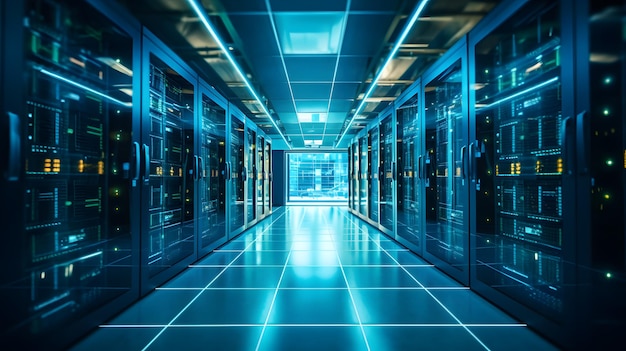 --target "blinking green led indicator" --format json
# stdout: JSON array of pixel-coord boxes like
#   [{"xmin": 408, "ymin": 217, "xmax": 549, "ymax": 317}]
[
  {"xmin": 606, "ymin": 272, "xmax": 612, "ymax": 279},
  {"xmin": 603, "ymin": 108, "xmax": 611, "ymax": 116},
  {"xmin": 606, "ymin": 159, "xmax": 614, "ymax": 166}
]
